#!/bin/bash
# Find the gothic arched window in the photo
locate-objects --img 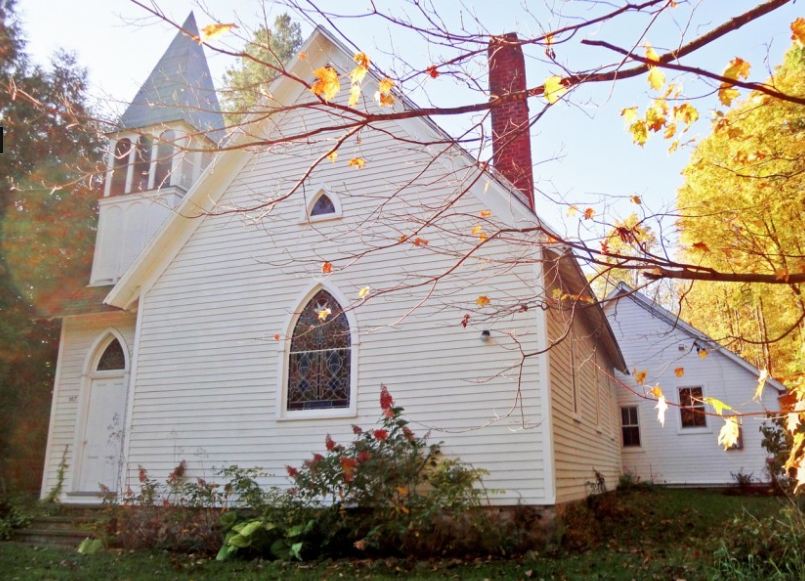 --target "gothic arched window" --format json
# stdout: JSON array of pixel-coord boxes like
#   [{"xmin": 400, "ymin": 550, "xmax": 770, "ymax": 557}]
[
  {"xmin": 287, "ymin": 290, "xmax": 351, "ymax": 411},
  {"xmin": 154, "ymin": 130, "xmax": 175, "ymax": 189},
  {"xmin": 133, "ymin": 135, "xmax": 152, "ymax": 192},
  {"xmin": 109, "ymin": 138, "xmax": 131, "ymax": 196},
  {"xmin": 310, "ymin": 193, "xmax": 336, "ymax": 217},
  {"xmin": 96, "ymin": 338, "xmax": 126, "ymax": 371}
]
